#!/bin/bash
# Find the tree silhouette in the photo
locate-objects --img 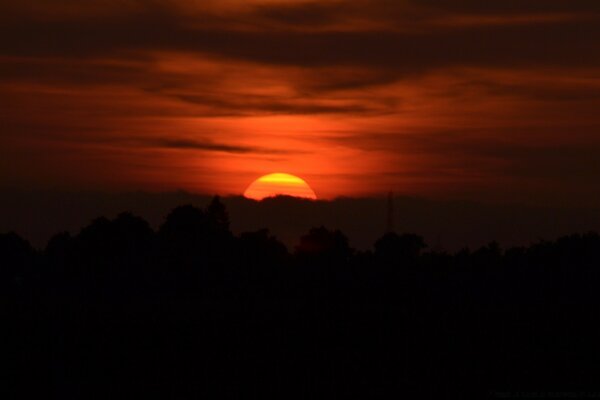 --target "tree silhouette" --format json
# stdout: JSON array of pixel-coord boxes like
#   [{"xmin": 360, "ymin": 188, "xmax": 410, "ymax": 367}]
[
  {"xmin": 295, "ymin": 226, "xmax": 353, "ymax": 263},
  {"xmin": 0, "ymin": 232, "xmax": 34, "ymax": 284},
  {"xmin": 206, "ymin": 195, "xmax": 230, "ymax": 232},
  {"xmin": 238, "ymin": 229, "xmax": 288, "ymax": 267},
  {"xmin": 374, "ymin": 232, "xmax": 426, "ymax": 264},
  {"xmin": 2, "ymin": 200, "xmax": 600, "ymax": 398}
]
